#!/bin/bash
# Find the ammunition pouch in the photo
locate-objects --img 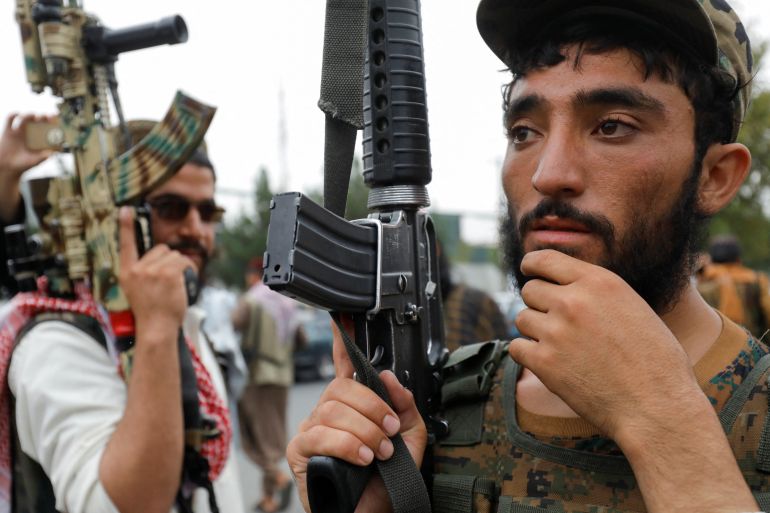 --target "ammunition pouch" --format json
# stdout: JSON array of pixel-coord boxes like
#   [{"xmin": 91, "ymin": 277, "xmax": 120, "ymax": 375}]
[{"xmin": 440, "ymin": 340, "xmax": 508, "ymax": 446}]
